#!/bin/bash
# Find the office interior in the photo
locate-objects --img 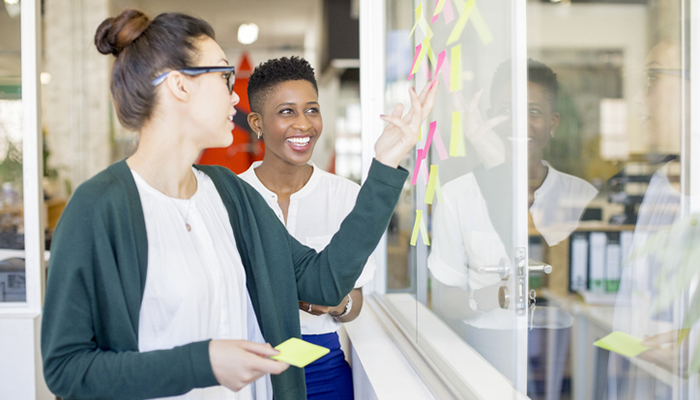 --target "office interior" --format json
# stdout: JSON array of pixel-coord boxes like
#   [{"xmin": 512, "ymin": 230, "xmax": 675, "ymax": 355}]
[{"xmin": 1, "ymin": 0, "xmax": 699, "ymax": 399}]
